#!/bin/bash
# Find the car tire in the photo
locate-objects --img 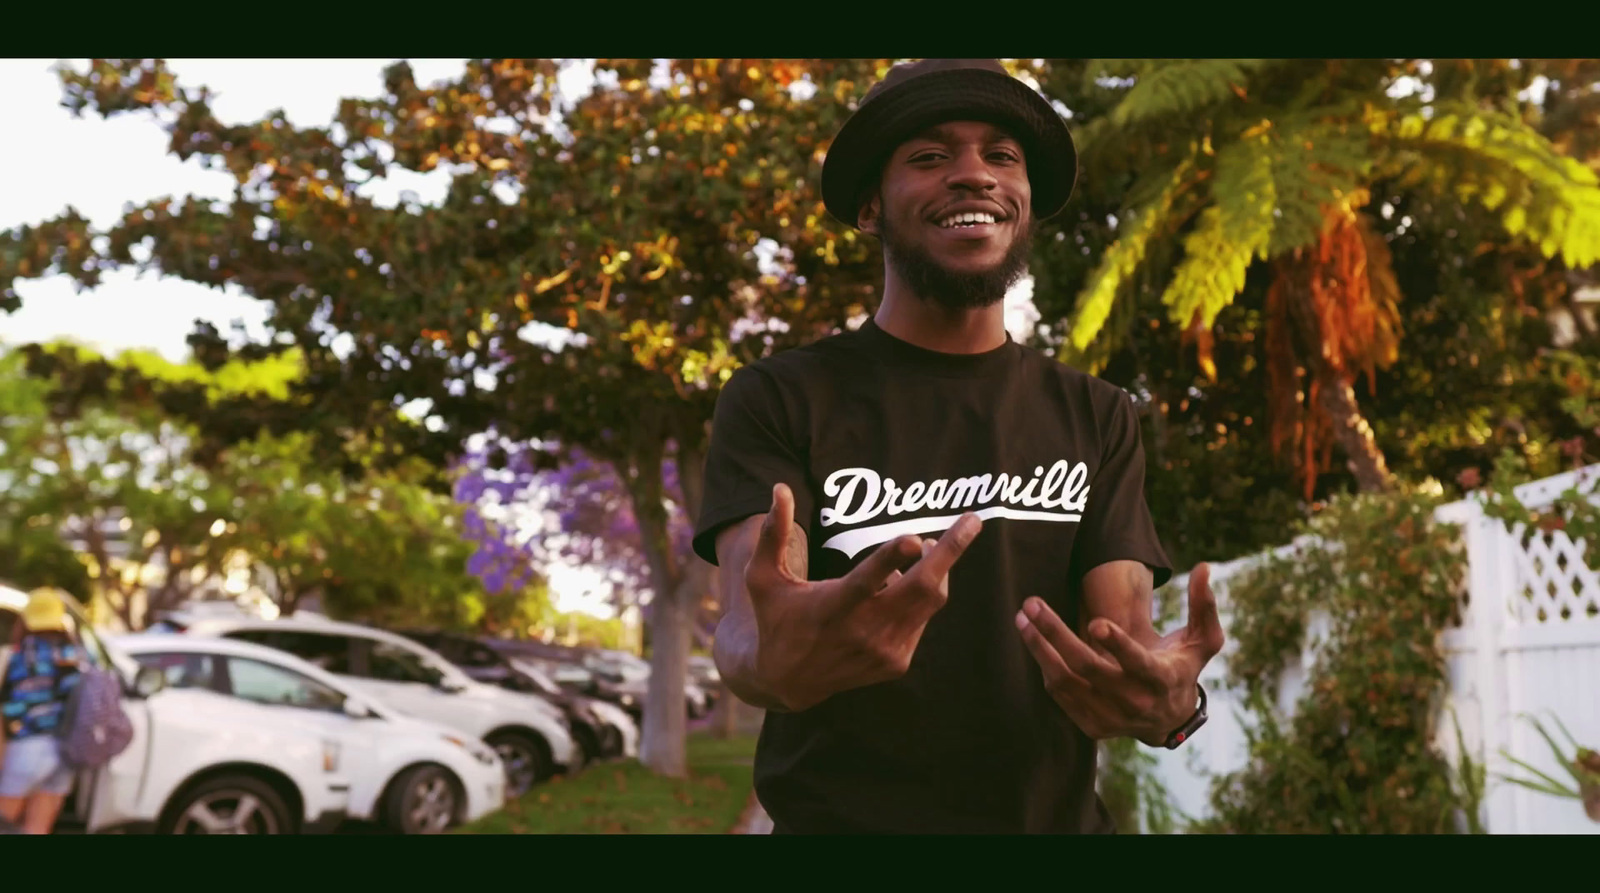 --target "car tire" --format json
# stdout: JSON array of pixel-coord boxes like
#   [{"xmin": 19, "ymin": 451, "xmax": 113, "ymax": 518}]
[
  {"xmin": 485, "ymin": 730, "xmax": 549, "ymax": 798},
  {"xmin": 161, "ymin": 775, "xmax": 294, "ymax": 835},
  {"xmin": 571, "ymin": 725, "xmax": 599, "ymax": 773},
  {"xmin": 382, "ymin": 765, "xmax": 461, "ymax": 835}
]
